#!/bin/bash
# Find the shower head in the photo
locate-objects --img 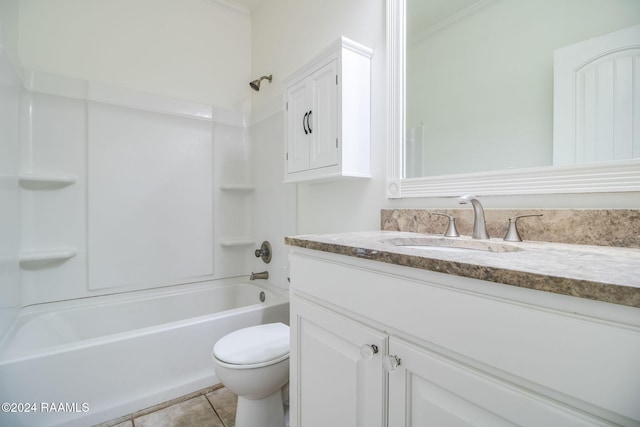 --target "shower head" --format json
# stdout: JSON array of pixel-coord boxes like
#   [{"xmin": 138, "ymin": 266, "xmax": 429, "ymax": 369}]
[{"xmin": 250, "ymin": 75, "xmax": 272, "ymax": 91}]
